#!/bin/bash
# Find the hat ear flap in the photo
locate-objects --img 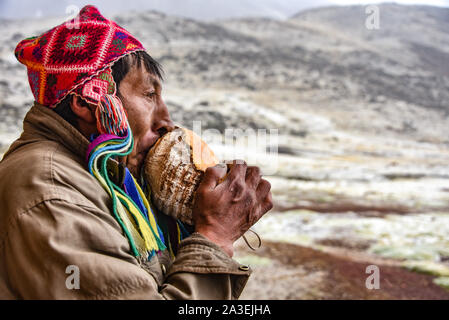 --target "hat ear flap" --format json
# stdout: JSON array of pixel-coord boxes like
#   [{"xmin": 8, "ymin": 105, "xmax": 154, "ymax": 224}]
[{"xmin": 95, "ymin": 94, "xmax": 129, "ymax": 136}]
